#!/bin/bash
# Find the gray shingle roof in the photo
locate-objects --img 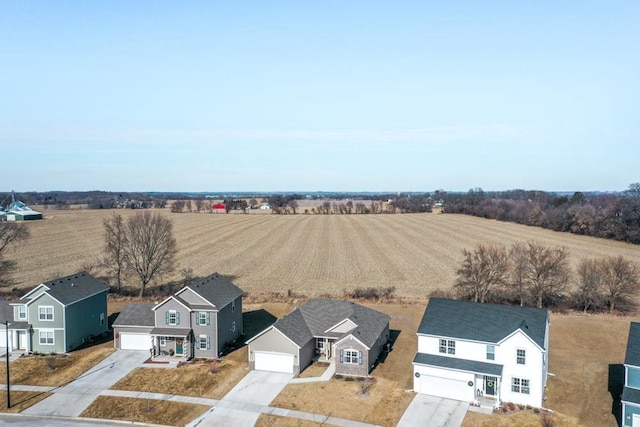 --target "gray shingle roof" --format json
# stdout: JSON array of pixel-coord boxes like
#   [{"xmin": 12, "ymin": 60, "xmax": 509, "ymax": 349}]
[
  {"xmin": 273, "ymin": 299, "xmax": 390, "ymax": 349},
  {"xmin": 185, "ymin": 273, "xmax": 243, "ymax": 309},
  {"xmin": 625, "ymin": 322, "xmax": 640, "ymax": 367},
  {"xmin": 0, "ymin": 300, "xmax": 13, "ymax": 323},
  {"xmin": 413, "ymin": 352, "xmax": 504, "ymax": 377},
  {"xmin": 31, "ymin": 272, "xmax": 109, "ymax": 306},
  {"xmin": 113, "ymin": 303, "xmax": 156, "ymax": 327},
  {"xmin": 418, "ymin": 298, "xmax": 548, "ymax": 349},
  {"xmin": 622, "ymin": 386, "xmax": 640, "ymax": 405}
]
